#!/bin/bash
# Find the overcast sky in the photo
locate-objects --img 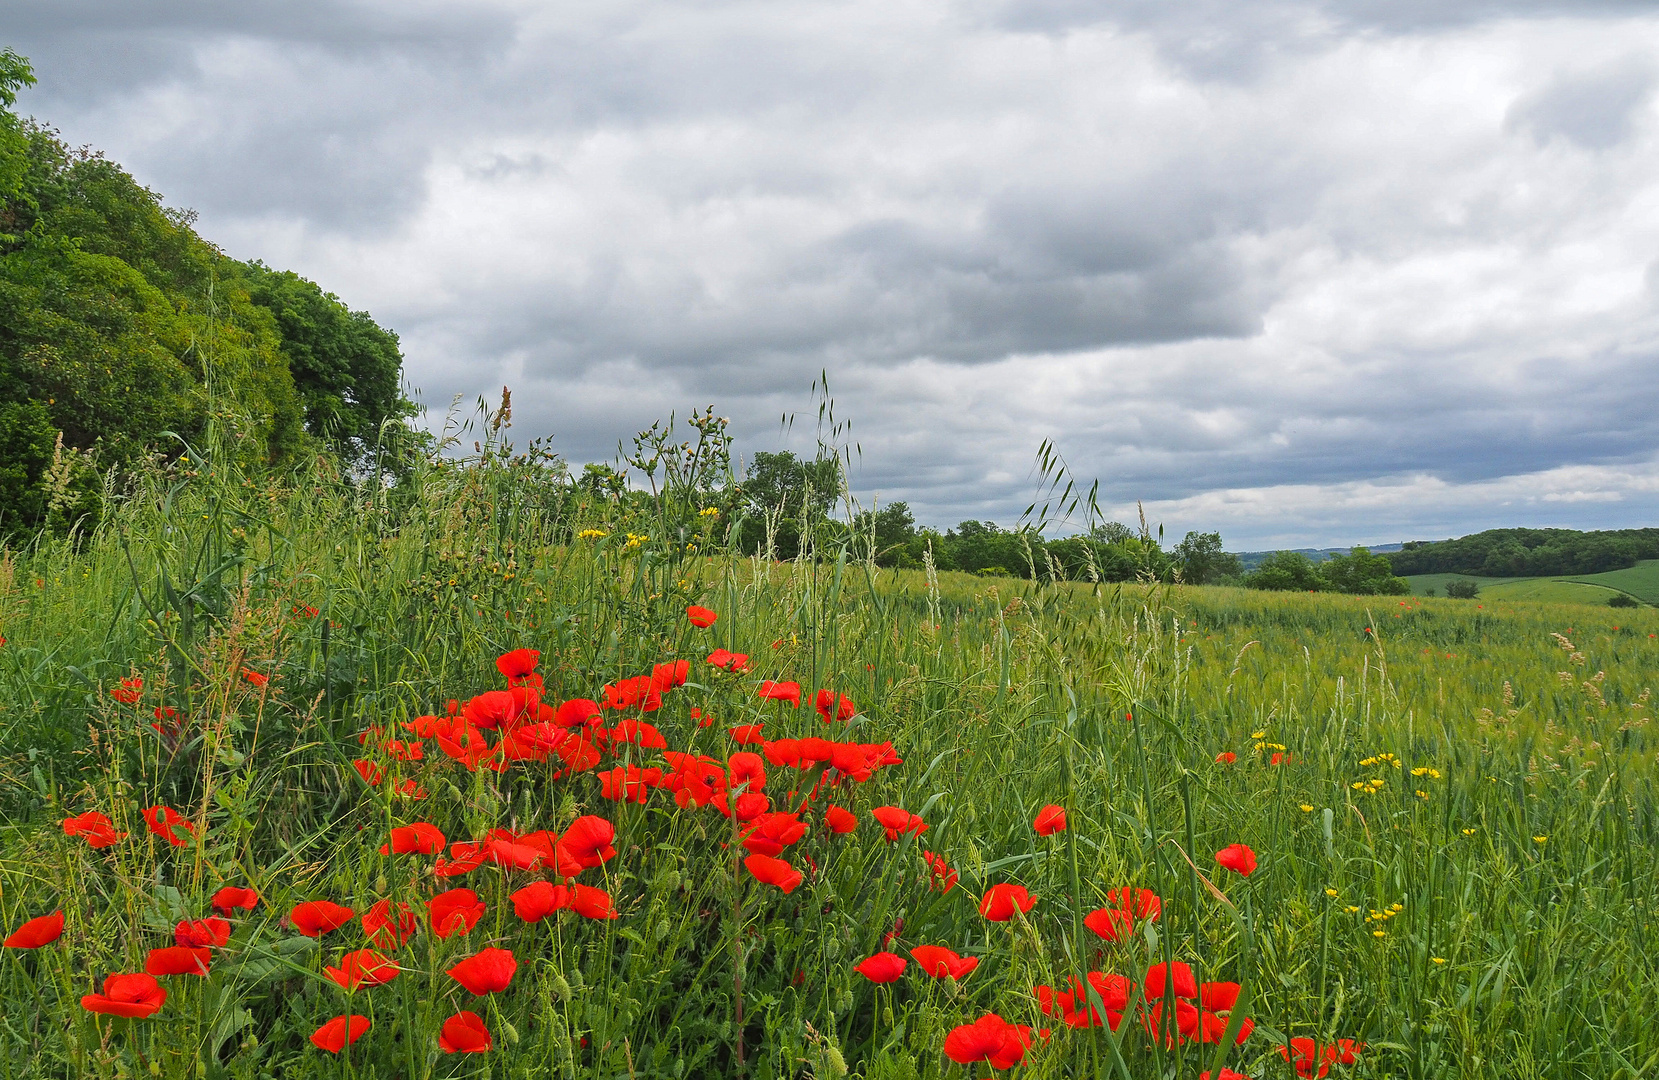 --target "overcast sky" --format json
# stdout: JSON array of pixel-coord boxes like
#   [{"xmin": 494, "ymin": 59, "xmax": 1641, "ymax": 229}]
[{"xmin": 8, "ymin": 0, "xmax": 1659, "ymax": 548}]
